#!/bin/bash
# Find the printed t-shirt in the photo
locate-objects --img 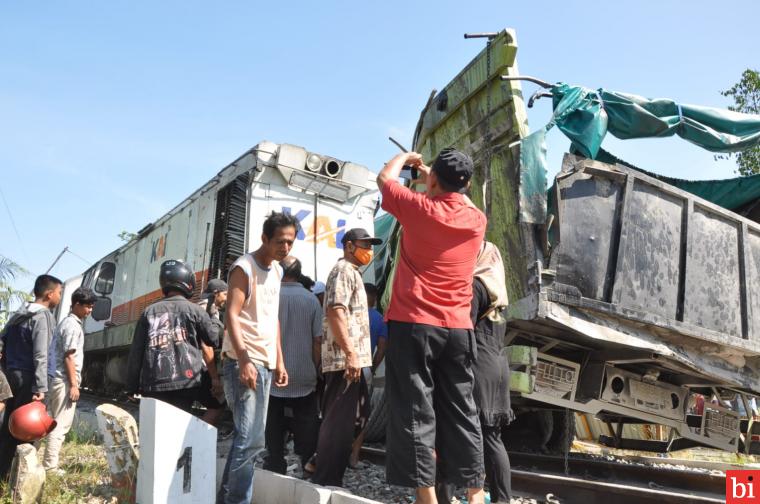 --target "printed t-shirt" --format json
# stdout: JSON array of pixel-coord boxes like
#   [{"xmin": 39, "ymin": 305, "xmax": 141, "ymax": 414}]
[{"xmin": 321, "ymin": 259, "xmax": 372, "ymax": 373}]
